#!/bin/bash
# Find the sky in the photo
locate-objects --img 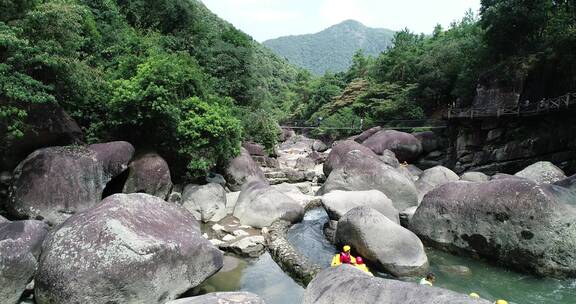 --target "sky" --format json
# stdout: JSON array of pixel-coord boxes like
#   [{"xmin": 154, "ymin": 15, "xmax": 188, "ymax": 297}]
[{"xmin": 202, "ymin": 0, "xmax": 481, "ymax": 42}]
